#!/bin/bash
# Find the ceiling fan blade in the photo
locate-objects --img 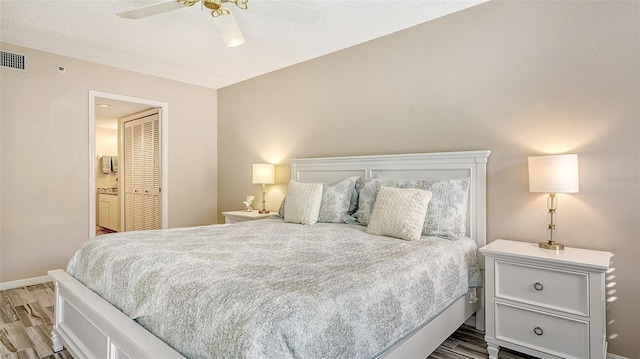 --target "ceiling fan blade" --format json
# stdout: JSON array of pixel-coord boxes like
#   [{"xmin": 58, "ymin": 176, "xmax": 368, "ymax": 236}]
[
  {"xmin": 214, "ymin": 12, "xmax": 246, "ymax": 47},
  {"xmin": 247, "ymin": 0, "xmax": 319, "ymax": 24},
  {"xmin": 117, "ymin": 1, "xmax": 186, "ymax": 19}
]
